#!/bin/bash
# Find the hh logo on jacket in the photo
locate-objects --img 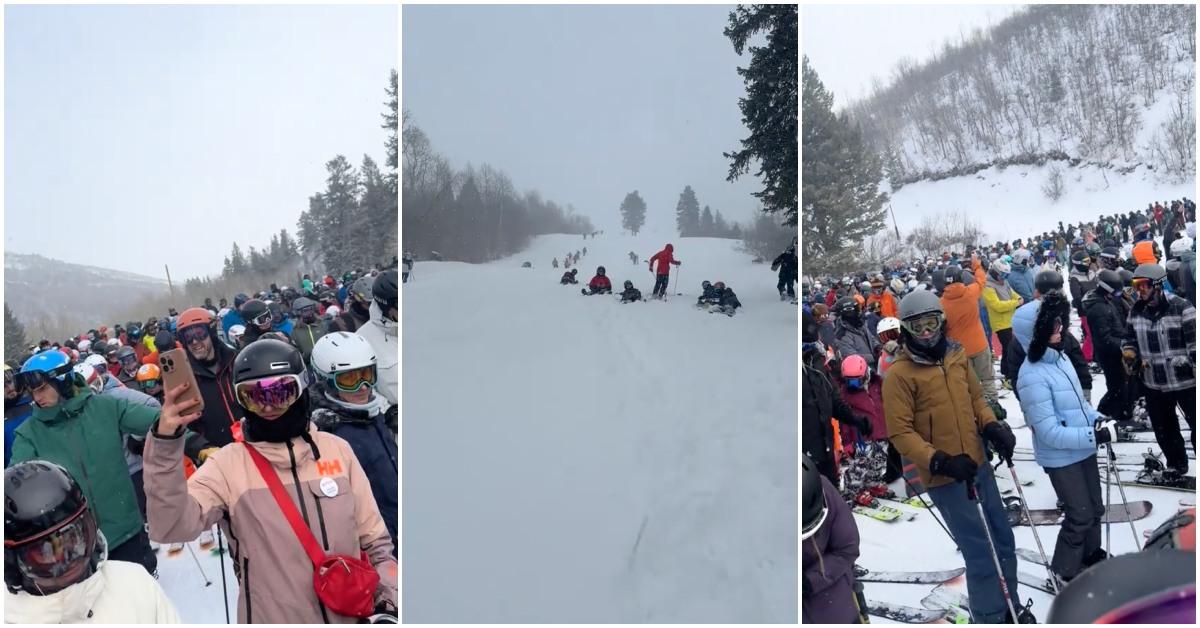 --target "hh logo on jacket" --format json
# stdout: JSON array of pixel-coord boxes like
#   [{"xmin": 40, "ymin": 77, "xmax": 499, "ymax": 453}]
[{"xmin": 316, "ymin": 459, "xmax": 343, "ymax": 477}]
